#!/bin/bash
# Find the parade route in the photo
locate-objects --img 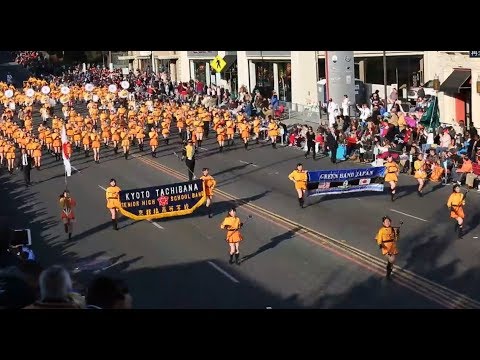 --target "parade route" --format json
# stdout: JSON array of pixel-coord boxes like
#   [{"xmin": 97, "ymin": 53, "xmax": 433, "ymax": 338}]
[{"xmin": 3, "ymin": 56, "xmax": 480, "ymax": 308}]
